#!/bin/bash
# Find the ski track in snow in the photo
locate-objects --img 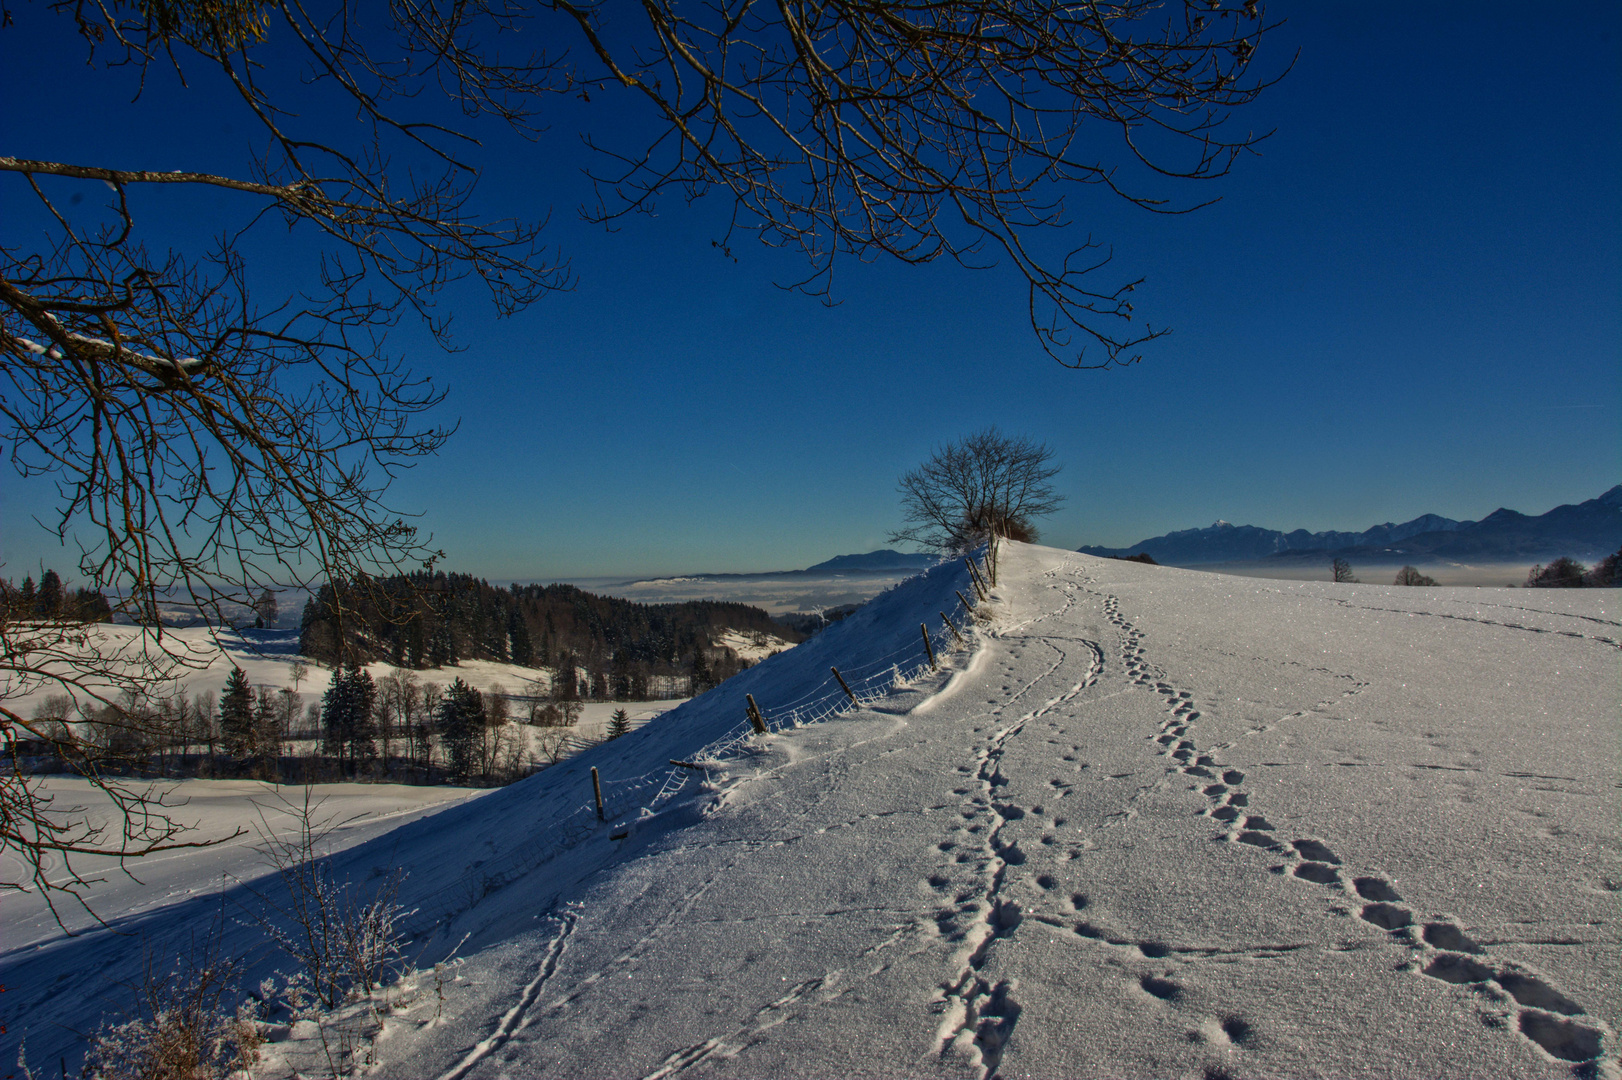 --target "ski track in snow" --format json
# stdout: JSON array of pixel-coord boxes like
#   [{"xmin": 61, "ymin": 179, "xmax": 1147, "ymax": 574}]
[
  {"xmin": 435, "ymin": 905, "xmax": 580, "ymax": 1080},
  {"xmin": 1303, "ymin": 592, "xmax": 1622, "ymax": 650}
]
